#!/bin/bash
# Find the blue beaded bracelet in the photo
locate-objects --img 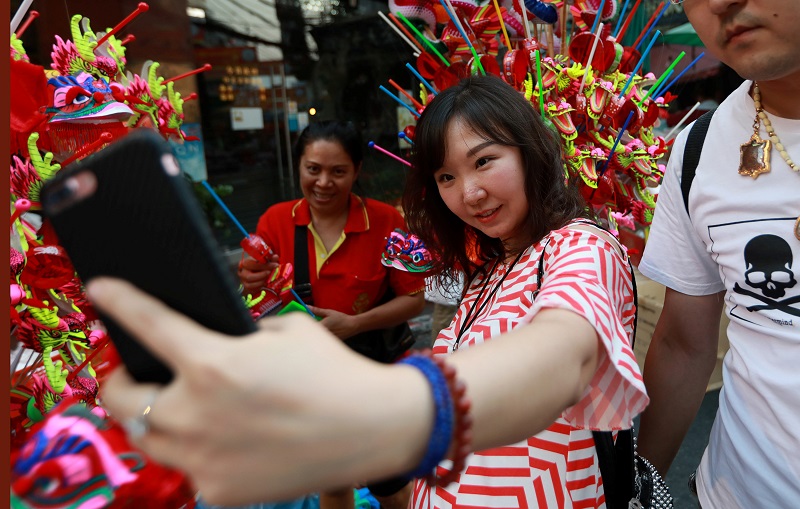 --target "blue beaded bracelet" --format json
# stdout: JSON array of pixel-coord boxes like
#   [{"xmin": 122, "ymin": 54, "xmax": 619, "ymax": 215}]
[{"xmin": 398, "ymin": 354, "xmax": 454, "ymax": 479}]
